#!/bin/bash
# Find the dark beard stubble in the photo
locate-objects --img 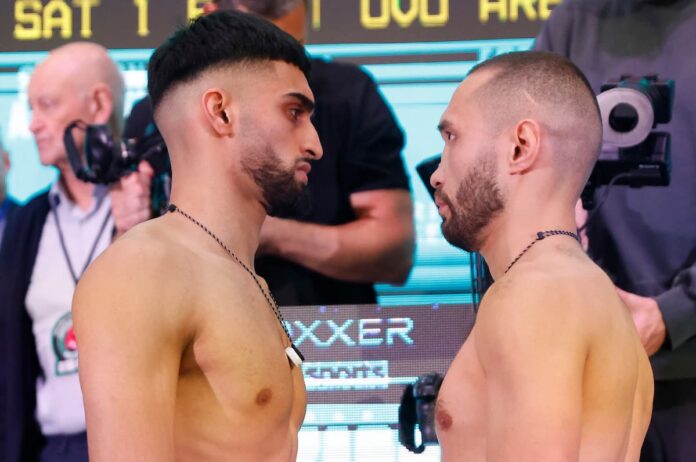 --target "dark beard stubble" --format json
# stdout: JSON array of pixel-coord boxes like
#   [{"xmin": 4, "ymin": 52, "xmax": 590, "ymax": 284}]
[
  {"xmin": 438, "ymin": 159, "xmax": 505, "ymax": 252},
  {"xmin": 240, "ymin": 143, "xmax": 311, "ymax": 219}
]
